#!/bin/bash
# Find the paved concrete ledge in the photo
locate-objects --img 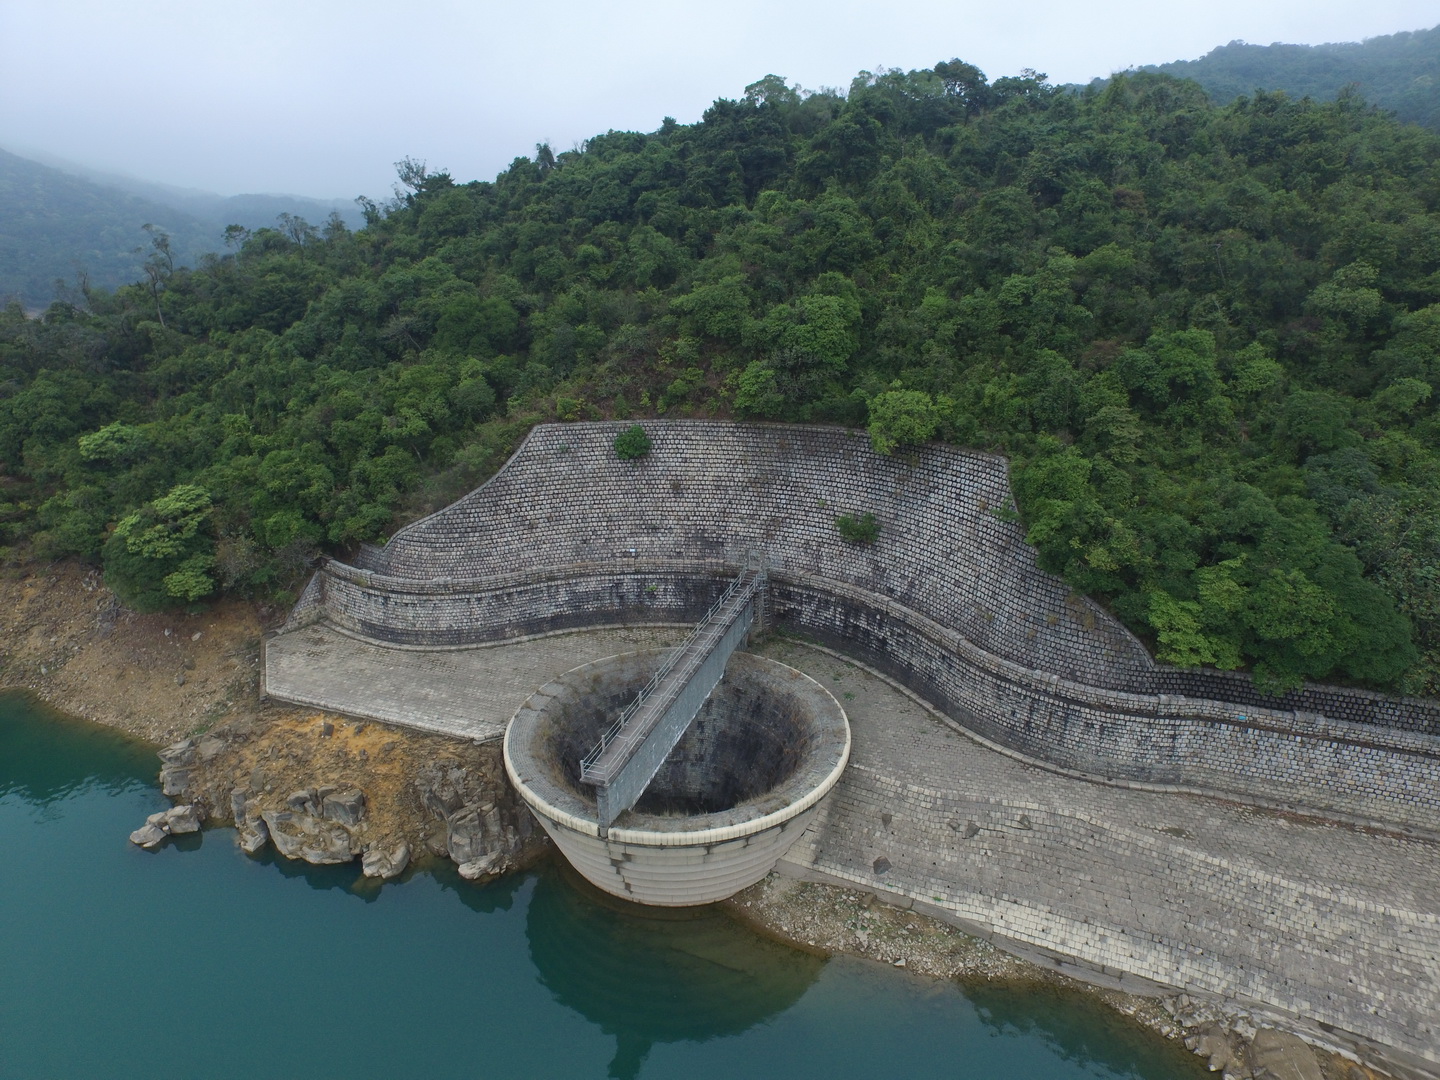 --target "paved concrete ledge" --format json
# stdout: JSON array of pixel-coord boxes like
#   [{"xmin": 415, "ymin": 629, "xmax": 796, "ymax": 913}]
[
  {"xmin": 293, "ymin": 559, "xmax": 1440, "ymax": 832},
  {"xmin": 263, "ymin": 623, "xmax": 684, "ymax": 741},
  {"xmin": 792, "ymin": 637, "xmax": 1440, "ymax": 845}
]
